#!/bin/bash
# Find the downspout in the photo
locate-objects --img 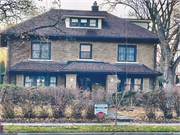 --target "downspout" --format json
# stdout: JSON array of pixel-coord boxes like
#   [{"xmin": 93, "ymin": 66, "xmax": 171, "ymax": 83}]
[{"xmin": 153, "ymin": 44, "xmax": 157, "ymax": 90}]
